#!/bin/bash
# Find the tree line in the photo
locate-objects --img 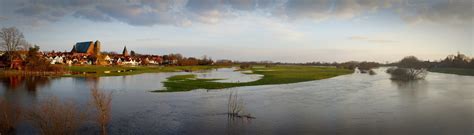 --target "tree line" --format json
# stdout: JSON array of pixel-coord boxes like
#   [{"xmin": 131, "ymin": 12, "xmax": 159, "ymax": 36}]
[{"xmin": 390, "ymin": 53, "xmax": 473, "ymax": 69}]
